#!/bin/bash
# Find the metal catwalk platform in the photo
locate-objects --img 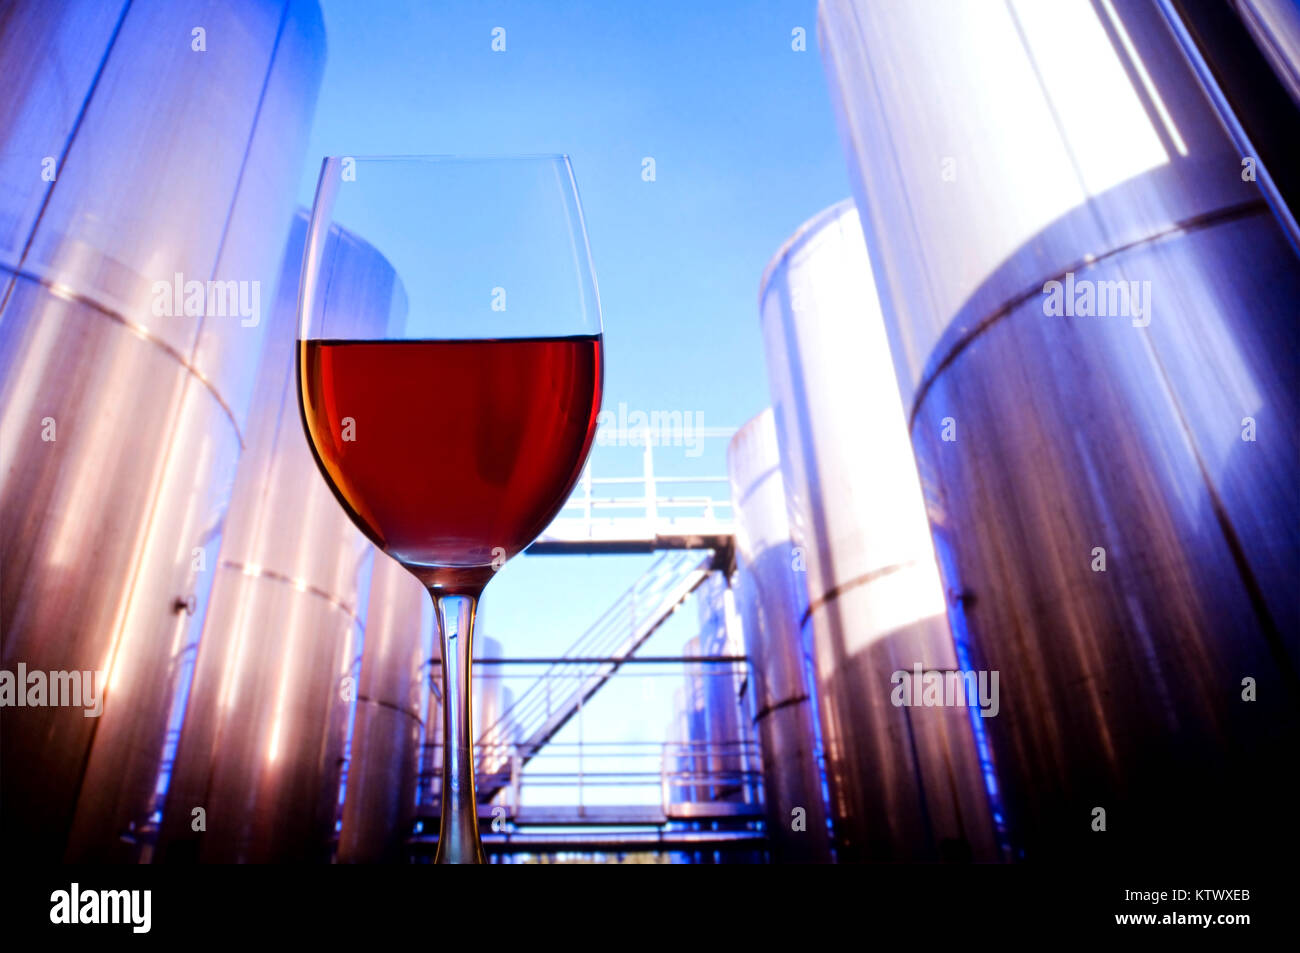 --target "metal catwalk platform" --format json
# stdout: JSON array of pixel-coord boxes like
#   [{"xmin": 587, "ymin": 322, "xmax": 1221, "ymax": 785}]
[
  {"xmin": 527, "ymin": 428, "xmax": 737, "ymax": 555},
  {"xmin": 413, "ymin": 736, "xmax": 767, "ymax": 860},
  {"xmin": 412, "ymin": 430, "xmax": 763, "ymax": 859}
]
